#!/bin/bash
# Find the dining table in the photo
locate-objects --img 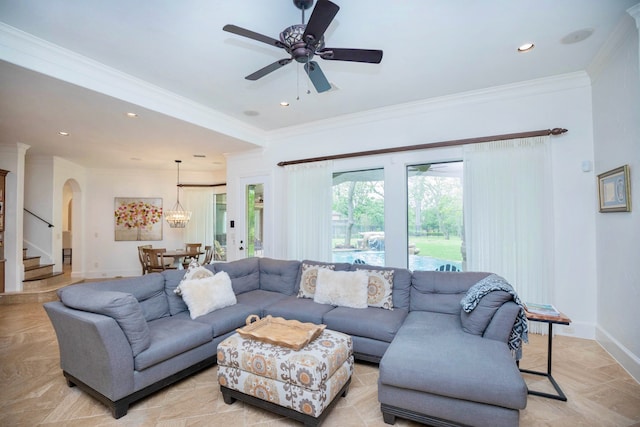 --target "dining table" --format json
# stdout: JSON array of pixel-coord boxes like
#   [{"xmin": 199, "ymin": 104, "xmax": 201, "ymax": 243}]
[{"xmin": 163, "ymin": 250, "xmax": 204, "ymax": 270}]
